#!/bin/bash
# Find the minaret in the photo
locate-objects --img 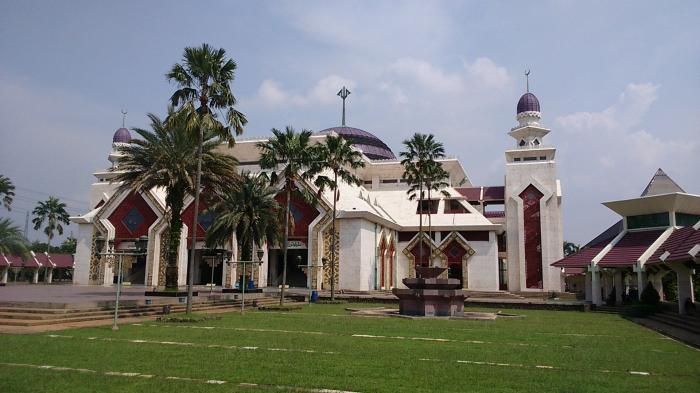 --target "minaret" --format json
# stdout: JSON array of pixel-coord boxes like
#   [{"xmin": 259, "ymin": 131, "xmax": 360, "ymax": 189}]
[
  {"xmin": 504, "ymin": 73, "xmax": 564, "ymax": 292},
  {"xmin": 108, "ymin": 110, "xmax": 132, "ymax": 168}
]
